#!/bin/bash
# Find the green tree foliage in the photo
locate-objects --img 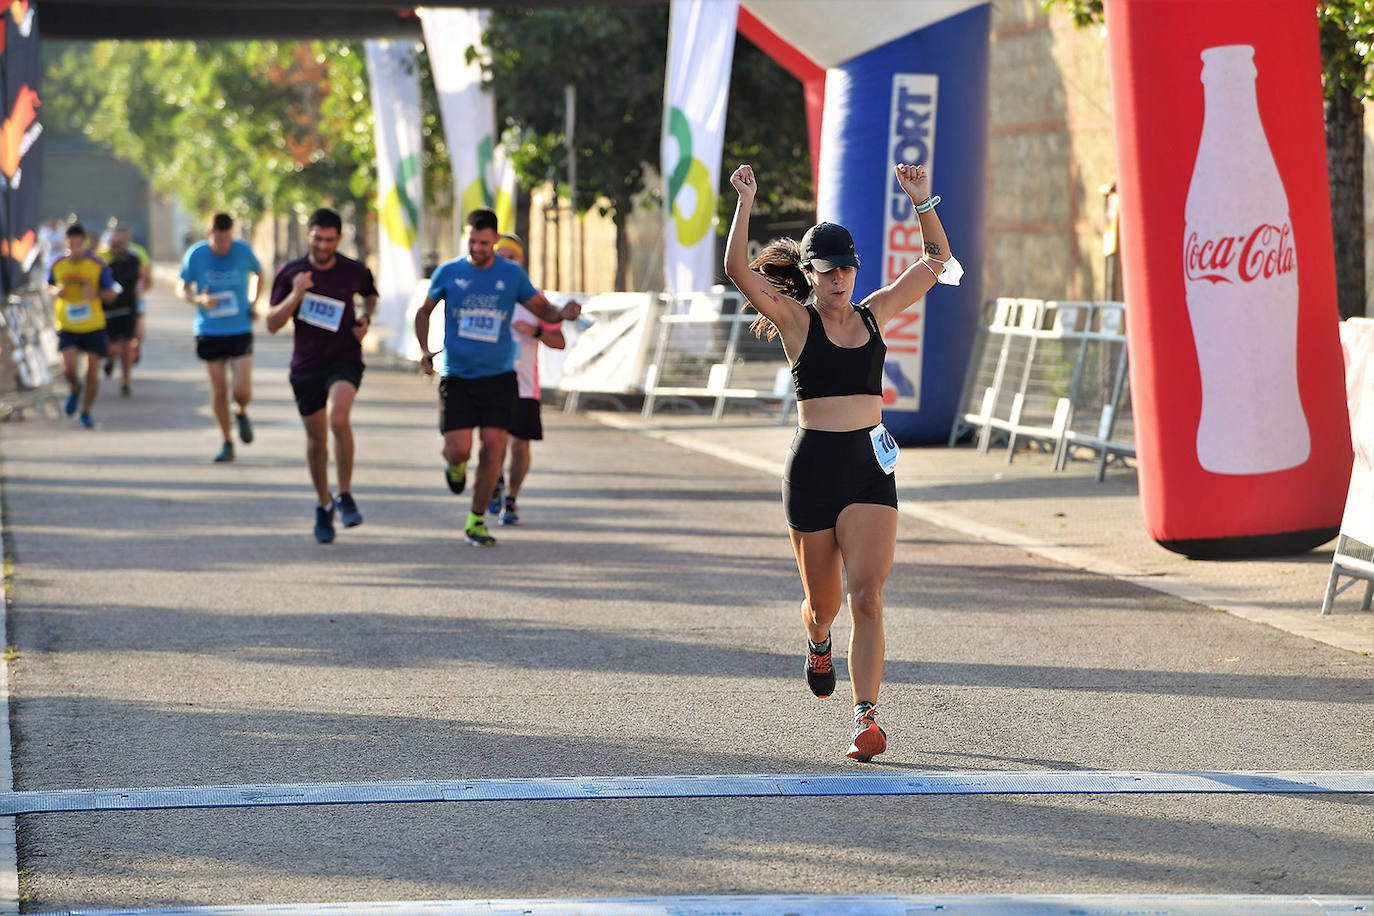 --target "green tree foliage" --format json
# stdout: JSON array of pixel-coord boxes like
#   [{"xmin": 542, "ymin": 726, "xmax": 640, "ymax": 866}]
[
  {"xmin": 723, "ymin": 34, "xmax": 814, "ymax": 222},
  {"xmin": 481, "ymin": 7, "xmax": 671, "ymax": 229},
  {"xmin": 44, "ymin": 40, "xmax": 451, "ymax": 232},
  {"xmin": 480, "ymin": 8, "xmax": 812, "ymax": 285},
  {"xmin": 46, "ymin": 41, "xmax": 373, "ymax": 221}
]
